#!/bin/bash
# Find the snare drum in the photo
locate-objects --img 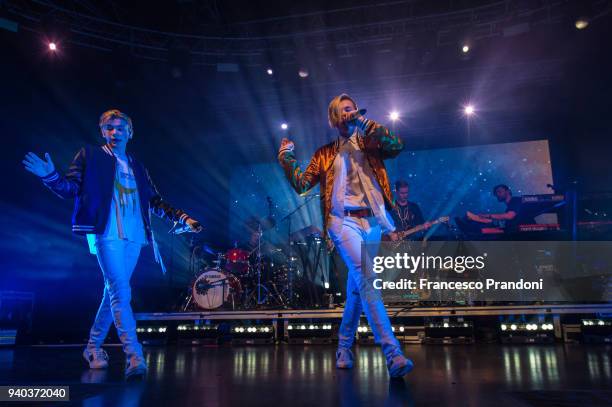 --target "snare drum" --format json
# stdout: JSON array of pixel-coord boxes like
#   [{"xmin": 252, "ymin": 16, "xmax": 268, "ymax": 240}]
[{"xmin": 224, "ymin": 248, "xmax": 250, "ymax": 274}]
